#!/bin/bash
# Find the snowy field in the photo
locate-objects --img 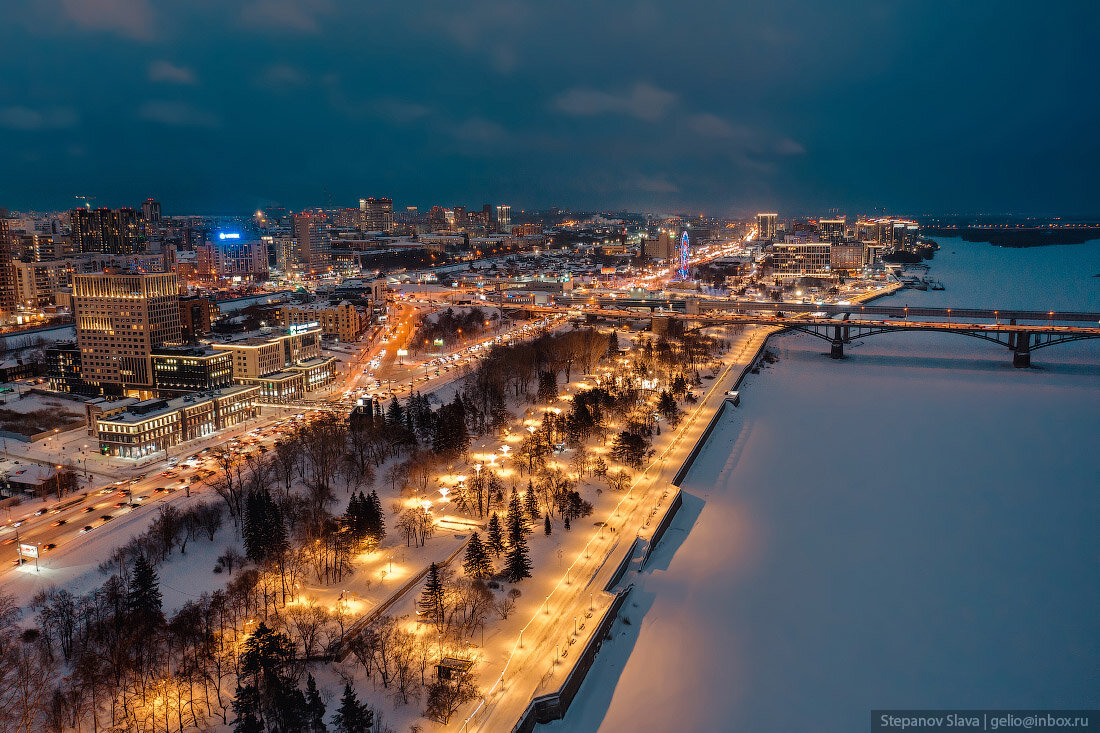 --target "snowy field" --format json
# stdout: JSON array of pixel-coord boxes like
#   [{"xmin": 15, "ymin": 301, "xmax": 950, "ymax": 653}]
[{"xmin": 551, "ymin": 239, "xmax": 1100, "ymax": 732}]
